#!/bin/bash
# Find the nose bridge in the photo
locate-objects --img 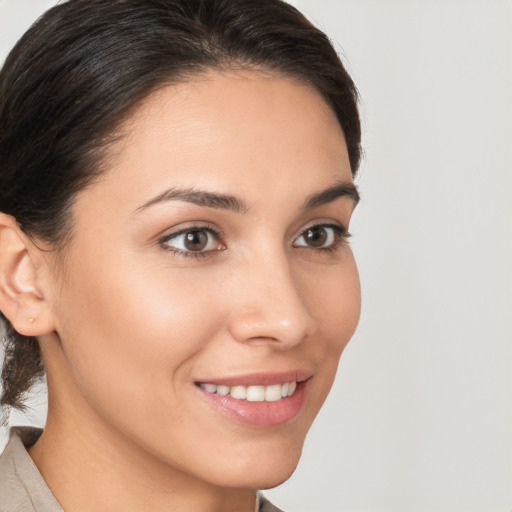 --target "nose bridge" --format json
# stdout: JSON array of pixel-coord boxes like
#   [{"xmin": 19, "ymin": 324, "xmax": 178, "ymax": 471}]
[{"xmin": 228, "ymin": 248, "xmax": 318, "ymax": 347}]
